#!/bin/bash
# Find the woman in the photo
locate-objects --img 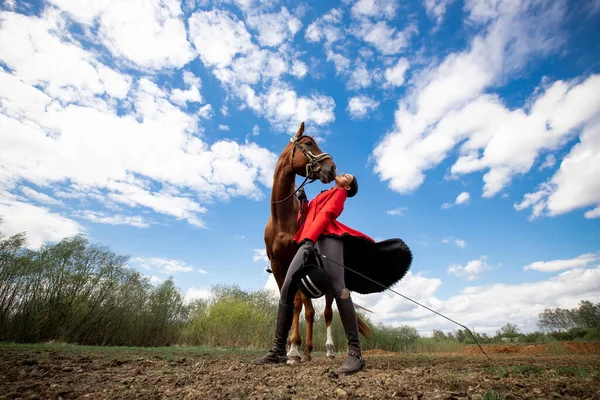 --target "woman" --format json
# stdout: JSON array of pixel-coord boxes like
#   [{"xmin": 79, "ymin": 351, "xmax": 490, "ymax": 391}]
[{"xmin": 252, "ymin": 173, "xmax": 373, "ymax": 374}]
